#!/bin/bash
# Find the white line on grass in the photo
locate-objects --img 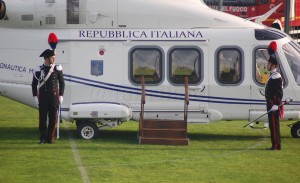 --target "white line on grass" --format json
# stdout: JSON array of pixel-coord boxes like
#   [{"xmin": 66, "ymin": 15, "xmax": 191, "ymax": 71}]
[{"xmin": 65, "ymin": 123, "xmax": 91, "ymax": 183}]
